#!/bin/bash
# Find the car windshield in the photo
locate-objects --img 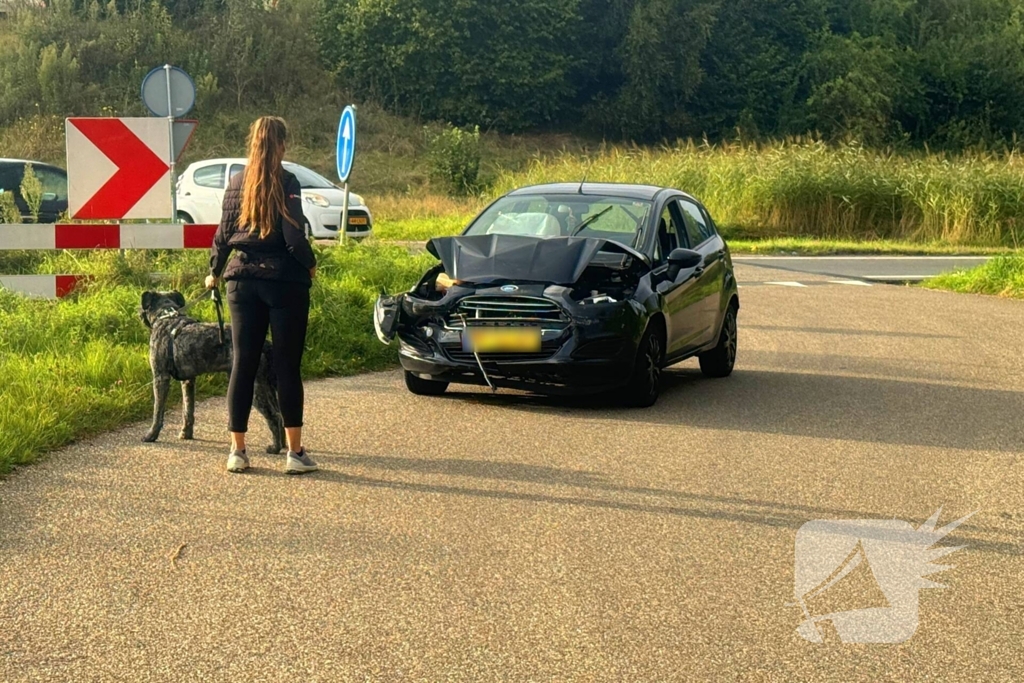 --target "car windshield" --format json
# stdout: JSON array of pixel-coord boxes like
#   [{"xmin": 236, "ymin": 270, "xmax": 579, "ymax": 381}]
[
  {"xmin": 283, "ymin": 163, "xmax": 336, "ymax": 189},
  {"xmin": 465, "ymin": 194, "xmax": 653, "ymax": 246}
]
